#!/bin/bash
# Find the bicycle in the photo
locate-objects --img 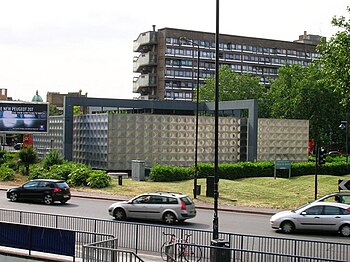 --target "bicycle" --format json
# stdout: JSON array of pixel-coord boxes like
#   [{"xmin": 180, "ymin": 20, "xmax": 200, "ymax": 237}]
[{"xmin": 161, "ymin": 232, "xmax": 202, "ymax": 262}]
